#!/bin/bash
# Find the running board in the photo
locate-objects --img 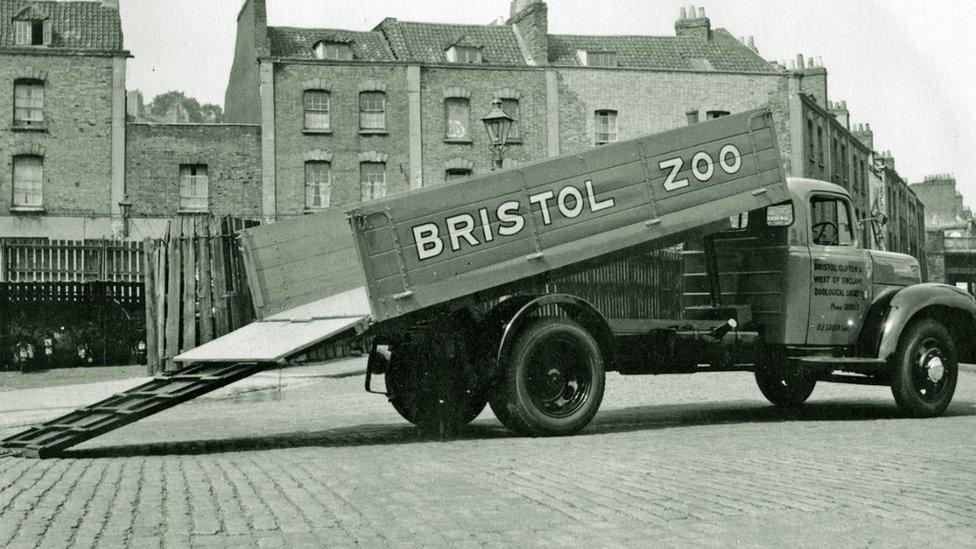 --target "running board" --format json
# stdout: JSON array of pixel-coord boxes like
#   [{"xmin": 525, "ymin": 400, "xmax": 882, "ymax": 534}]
[
  {"xmin": 1, "ymin": 362, "xmax": 269, "ymax": 458},
  {"xmin": 790, "ymin": 356, "xmax": 888, "ymax": 375}
]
